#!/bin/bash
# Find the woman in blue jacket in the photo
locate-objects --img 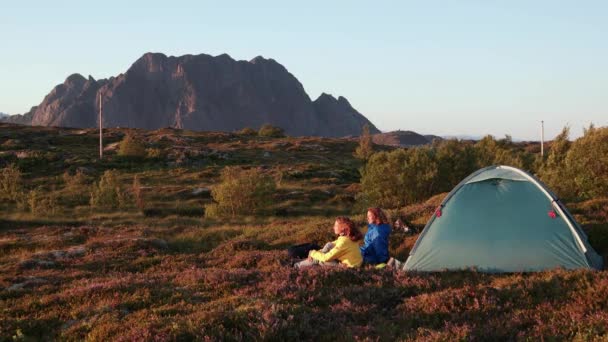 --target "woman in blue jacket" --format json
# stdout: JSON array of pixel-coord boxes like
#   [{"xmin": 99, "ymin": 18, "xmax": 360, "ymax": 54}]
[{"xmin": 360, "ymin": 207, "xmax": 391, "ymax": 265}]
